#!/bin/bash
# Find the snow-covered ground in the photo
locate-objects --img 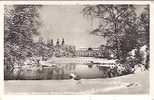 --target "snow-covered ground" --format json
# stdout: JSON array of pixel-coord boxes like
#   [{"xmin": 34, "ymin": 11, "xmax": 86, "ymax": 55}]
[
  {"xmin": 4, "ymin": 71, "xmax": 149, "ymax": 94},
  {"xmin": 46, "ymin": 57, "xmax": 116, "ymax": 64}
]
